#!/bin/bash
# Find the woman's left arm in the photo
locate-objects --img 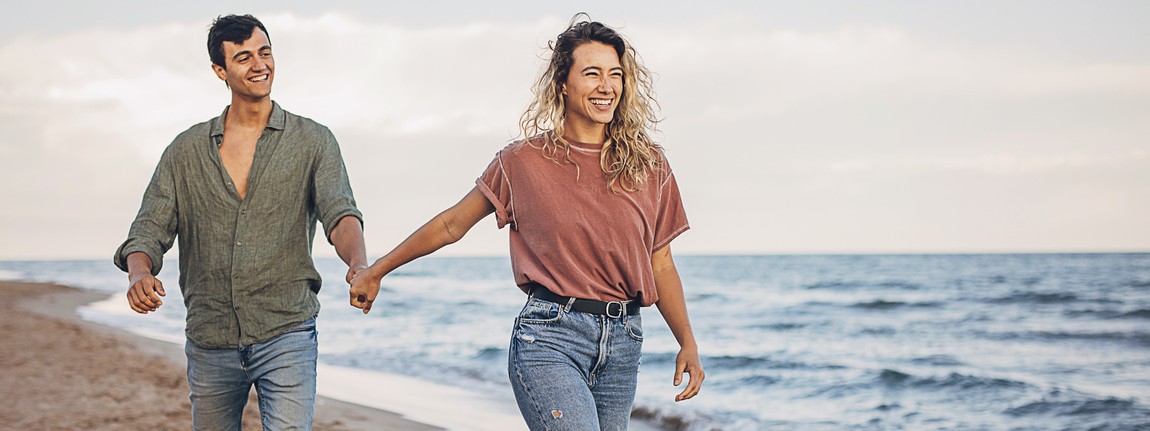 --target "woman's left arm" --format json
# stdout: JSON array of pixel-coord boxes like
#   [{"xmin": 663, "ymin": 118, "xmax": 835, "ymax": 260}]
[{"xmin": 652, "ymin": 245, "xmax": 705, "ymax": 401}]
